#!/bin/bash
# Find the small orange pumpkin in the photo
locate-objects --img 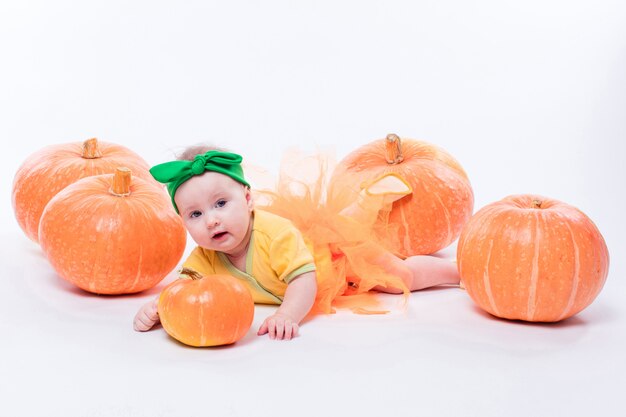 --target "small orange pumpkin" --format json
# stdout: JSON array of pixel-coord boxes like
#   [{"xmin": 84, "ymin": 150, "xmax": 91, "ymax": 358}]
[
  {"xmin": 330, "ymin": 133, "xmax": 474, "ymax": 256},
  {"xmin": 39, "ymin": 167, "xmax": 186, "ymax": 294},
  {"xmin": 12, "ymin": 138, "xmax": 154, "ymax": 242},
  {"xmin": 457, "ymin": 194, "xmax": 609, "ymax": 322},
  {"xmin": 158, "ymin": 268, "xmax": 254, "ymax": 347}
]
